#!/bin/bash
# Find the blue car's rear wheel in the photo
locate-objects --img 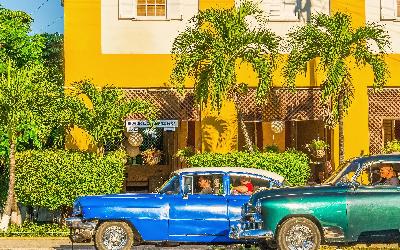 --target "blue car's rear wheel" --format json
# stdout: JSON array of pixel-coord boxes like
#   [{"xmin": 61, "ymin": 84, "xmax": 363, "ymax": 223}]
[
  {"xmin": 277, "ymin": 217, "xmax": 321, "ymax": 250},
  {"xmin": 94, "ymin": 221, "xmax": 134, "ymax": 250}
]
